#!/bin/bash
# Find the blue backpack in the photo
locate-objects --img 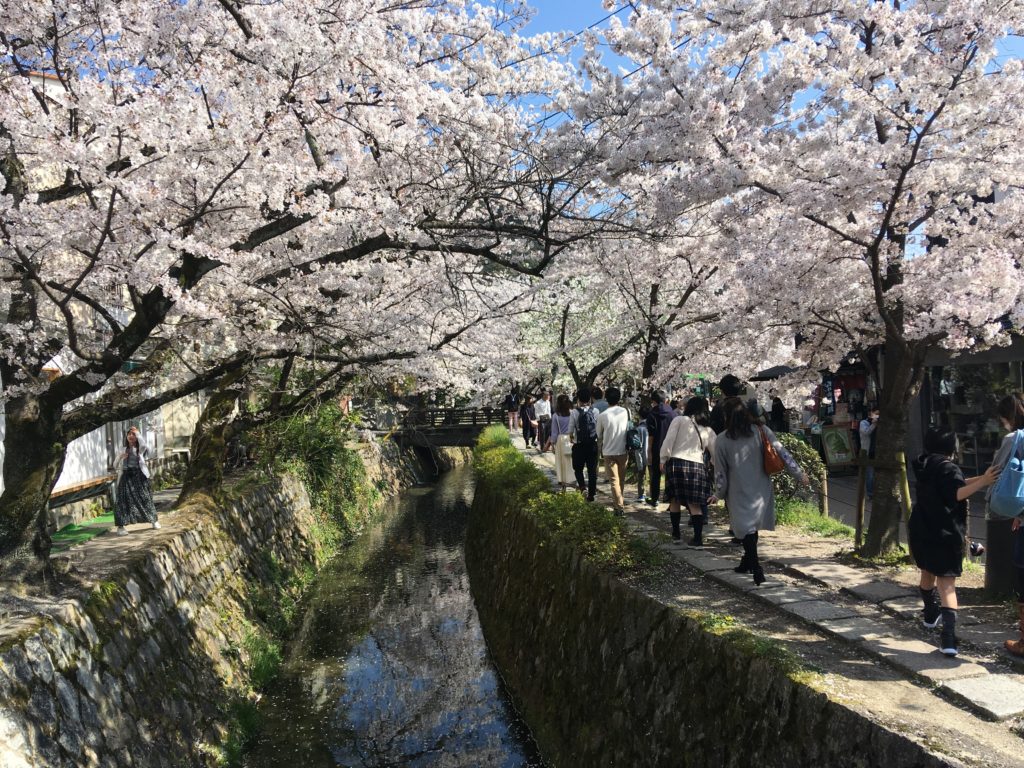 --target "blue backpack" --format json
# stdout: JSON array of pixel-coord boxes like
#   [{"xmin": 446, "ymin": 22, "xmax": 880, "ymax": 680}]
[{"xmin": 990, "ymin": 430, "xmax": 1024, "ymax": 519}]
